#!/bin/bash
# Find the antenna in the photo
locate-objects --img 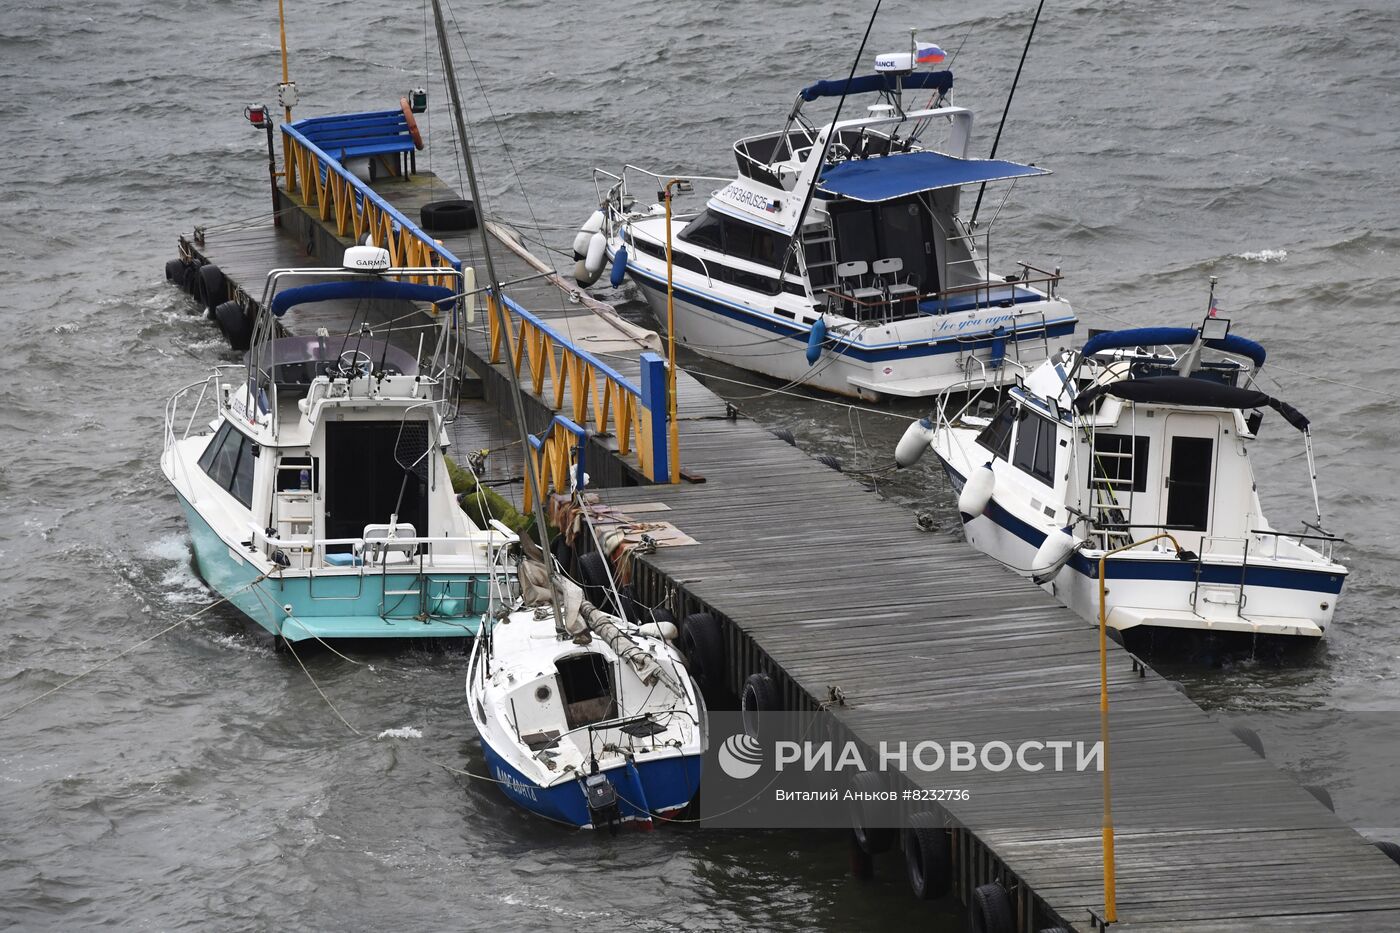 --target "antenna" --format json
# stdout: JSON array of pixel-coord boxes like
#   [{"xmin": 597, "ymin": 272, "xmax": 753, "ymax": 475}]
[
  {"xmin": 429, "ymin": 0, "xmax": 564, "ymax": 633},
  {"xmin": 970, "ymin": 0, "xmax": 1046, "ymax": 226}
]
